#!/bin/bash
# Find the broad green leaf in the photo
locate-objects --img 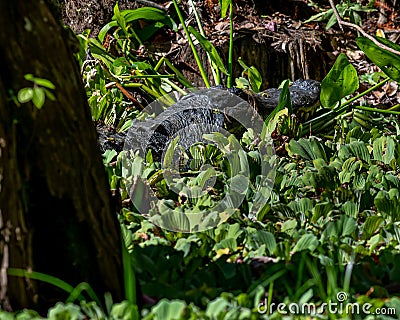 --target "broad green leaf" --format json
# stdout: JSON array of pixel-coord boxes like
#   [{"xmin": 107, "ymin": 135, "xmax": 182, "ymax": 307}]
[
  {"xmin": 321, "ymin": 53, "xmax": 359, "ymax": 108},
  {"xmin": 347, "ymin": 141, "xmax": 371, "ymax": 163},
  {"xmin": 24, "ymin": 73, "xmax": 35, "ymax": 81},
  {"xmin": 277, "ymin": 79, "xmax": 292, "ymax": 114},
  {"xmin": 33, "ymin": 77, "xmax": 56, "ymax": 89},
  {"xmin": 17, "ymin": 87, "xmax": 33, "ymax": 103},
  {"xmin": 103, "ymin": 149, "xmax": 118, "ymax": 164},
  {"xmin": 253, "ymin": 230, "xmax": 276, "ymax": 254},
  {"xmin": 214, "ymin": 238, "xmax": 237, "ymax": 252},
  {"xmin": 342, "ymin": 201, "xmax": 357, "ymax": 218},
  {"xmin": 188, "ymin": 26, "xmax": 228, "ymax": 75},
  {"xmin": 287, "ymin": 137, "xmax": 327, "ymax": 161},
  {"xmin": 288, "ymin": 198, "xmax": 313, "ymax": 214},
  {"xmin": 362, "ymin": 216, "xmax": 384, "ymax": 240},
  {"xmin": 226, "ymin": 223, "xmax": 242, "ymax": 239},
  {"xmin": 312, "ymin": 202, "xmax": 334, "ymax": 223},
  {"xmin": 111, "ymin": 301, "xmax": 140, "ymax": 320},
  {"xmin": 341, "ymin": 216, "xmax": 357, "ymax": 236},
  {"xmin": 293, "ymin": 233, "xmax": 319, "ymax": 253},
  {"xmin": 374, "ymin": 189, "xmax": 400, "ymax": 221},
  {"xmin": 281, "ymin": 219, "xmax": 297, "ymax": 233},
  {"xmin": 206, "ymin": 297, "xmax": 230, "ymax": 318},
  {"xmin": 357, "ymin": 36, "xmax": 400, "ymax": 81},
  {"xmin": 99, "ymin": 7, "xmax": 177, "ymax": 42},
  {"xmin": 368, "ymin": 234, "xmax": 382, "ymax": 252},
  {"xmin": 32, "ymin": 87, "xmax": 46, "ymax": 109},
  {"xmin": 373, "ymin": 136, "xmax": 396, "ymax": 165},
  {"xmin": 151, "ymin": 299, "xmax": 186, "ymax": 320},
  {"xmin": 48, "ymin": 303, "xmax": 83, "ymax": 320},
  {"xmin": 156, "ymin": 204, "xmax": 191, "ymax": 232},
  {"xmin": 174, "ymin": 235, "xmax": 200, "ymax": 257}
]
